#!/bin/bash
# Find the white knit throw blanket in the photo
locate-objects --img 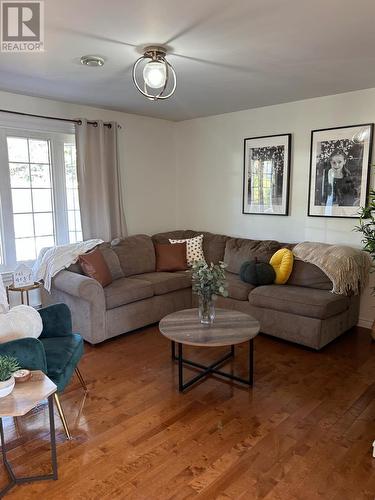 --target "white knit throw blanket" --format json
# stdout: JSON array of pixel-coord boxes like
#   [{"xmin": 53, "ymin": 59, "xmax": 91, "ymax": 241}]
[
  {"xmin": 293, "ymin": 242, "xmax": 372, "ymax": 296},
  {"xmin": 33, "ymin": 239, "xmax": 103, "ymax": 292}
]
